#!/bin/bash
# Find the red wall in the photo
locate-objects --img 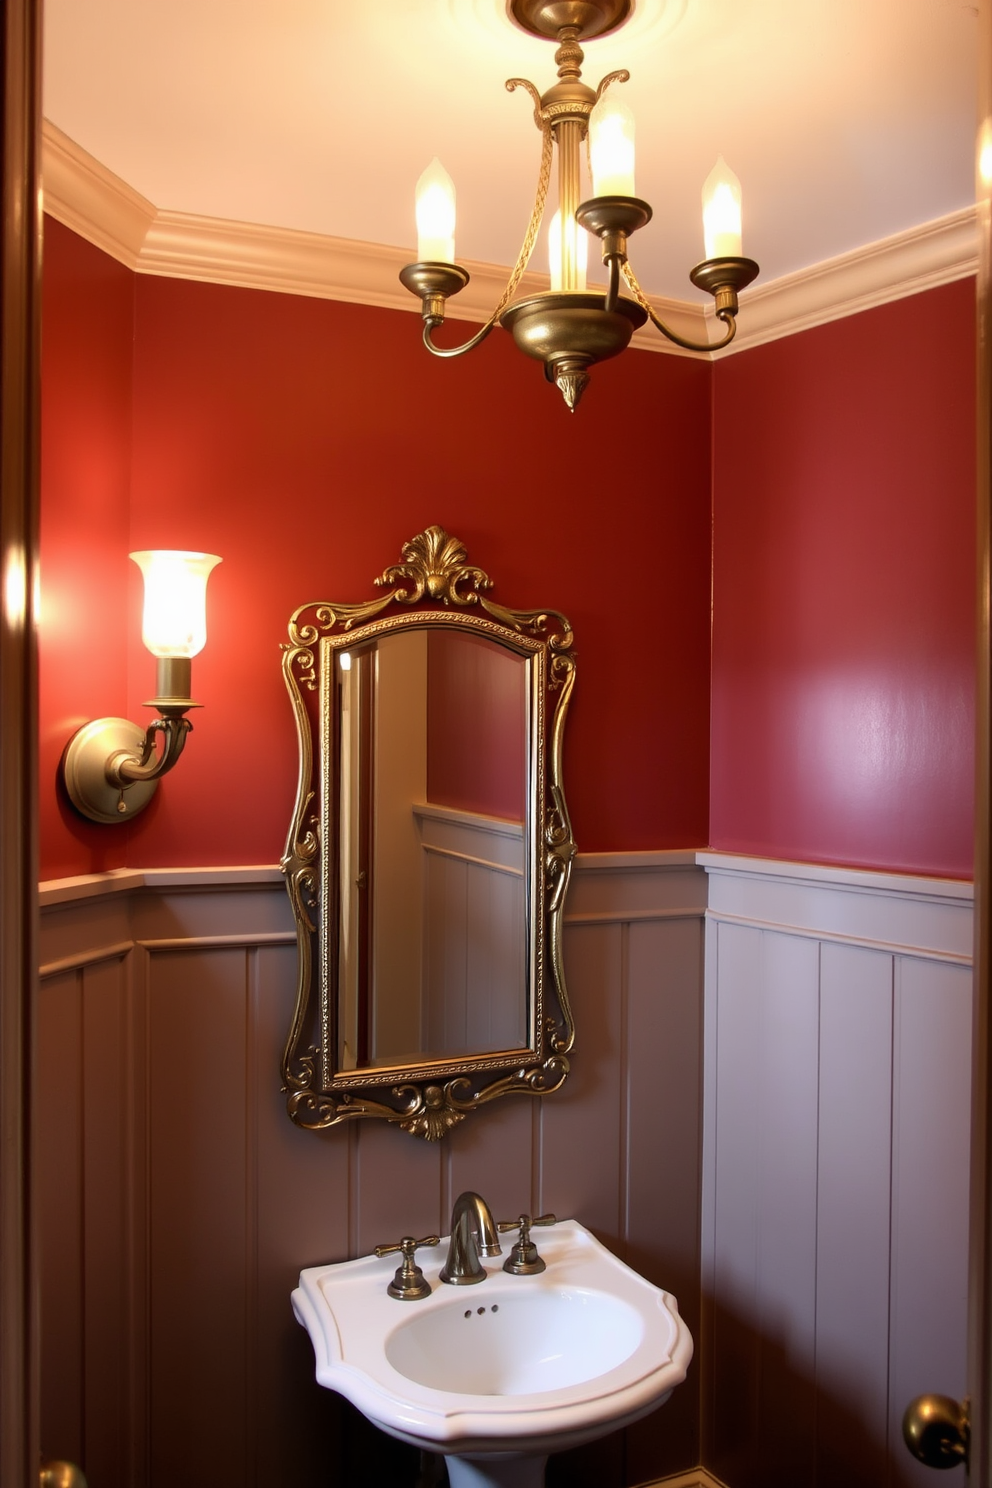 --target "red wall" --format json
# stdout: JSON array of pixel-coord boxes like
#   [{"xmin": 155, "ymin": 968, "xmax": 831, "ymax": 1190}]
[
  {"xmin": 40, "ymin": 219, "xmax": 135, "ymax": 878},
  {"xmin": 710, "ymin": 279, "xmax": 977, "ymax": 876},
  {"xmin": 39, "ymin": 221, "xmax": 977, "ymax": 881},
  {"xmin": 39, "ymin": 220, "xmax": 714, "ymax": 876}
]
